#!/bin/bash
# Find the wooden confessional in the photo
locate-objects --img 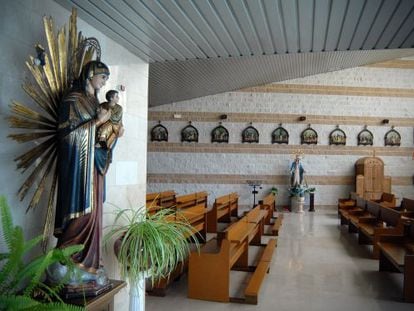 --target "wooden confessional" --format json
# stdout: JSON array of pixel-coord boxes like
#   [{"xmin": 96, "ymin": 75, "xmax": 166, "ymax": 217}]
[{"xmin": 355, "ymin": 157, "xmax": 391, "ymax": 201}]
